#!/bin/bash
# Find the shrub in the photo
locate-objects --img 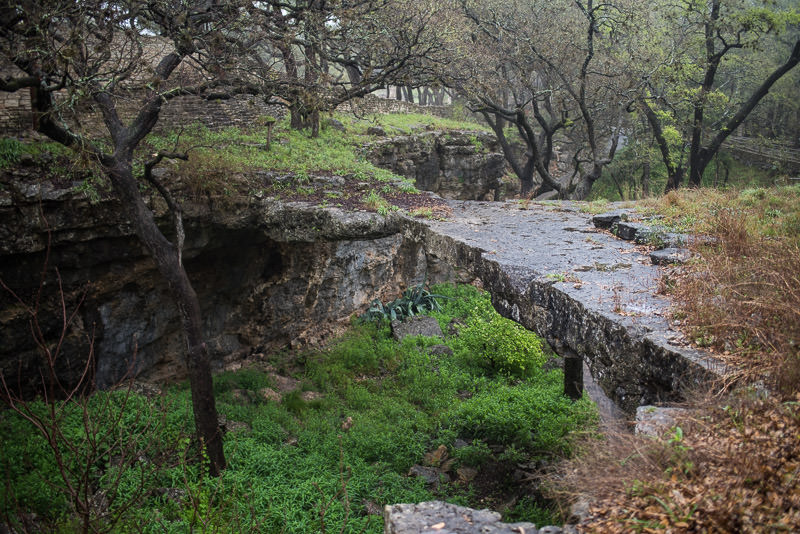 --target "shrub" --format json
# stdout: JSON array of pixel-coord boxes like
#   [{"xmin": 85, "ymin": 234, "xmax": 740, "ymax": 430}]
[
  {"xmin": 443, "ymin": 376, "xmax": 596, "ymax": 454},
  {"xmin": 455, "ymin": 315, "xmax": 545, "ymax": 378},
  {"xmin": 360, "ymin": 282, "xmax": 446, "ymax": 323}
]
